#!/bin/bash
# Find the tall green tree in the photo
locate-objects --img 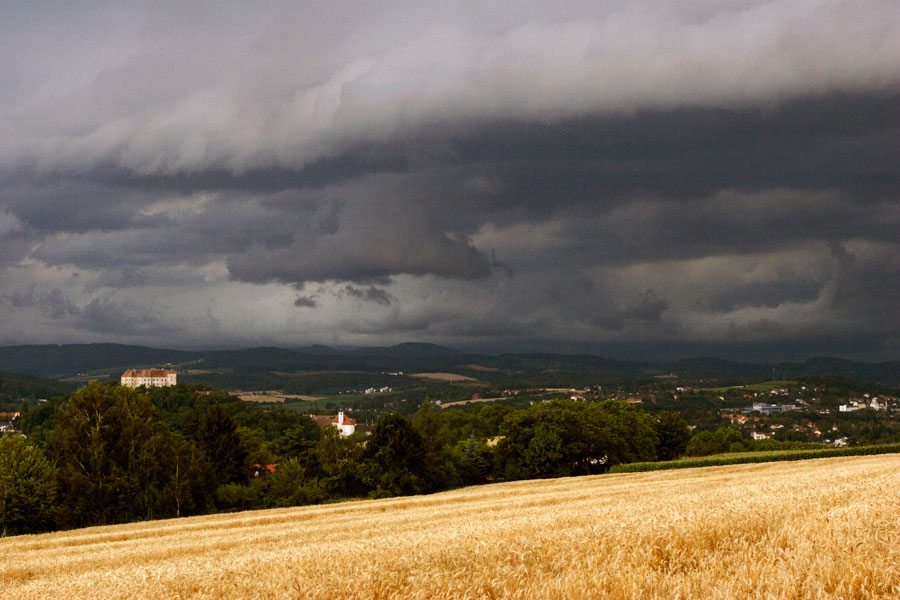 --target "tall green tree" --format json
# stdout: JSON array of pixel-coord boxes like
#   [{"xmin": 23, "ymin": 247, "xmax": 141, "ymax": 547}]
[
  {"xmin": 264, "ymin": 457, "xmax": 328, "ymax": 507},
  {"xmin": 496, "ymin": 399, "xmax": 658, "ymax": 480},
  {"xmin": 191, "ymin": 404, "xmax": 248, "ymax": 486},
  {"xmin": 165, "ymin": 433, "xmax": 216, "ymax": 518},
  {"xmin": 497, "ymin": 400, "xmax": 597, "ymax": 479},
  {"xmin": 685, "ymin": 427, "xmax": 750, "ymax": 456},
  {"xmin": 363, "ymin": 413, "xmax": 426, "ymax": 497},
  {"xmin": 52, "ymin": 382, "xmax": 209, "ymax": 527},
  {"xmin": 456, "ymin": 435, "xmax": 492, "ymax": 485},
  {"xmin": 654, "ymin": 411, "xmax": 692, "ymax": 461},
  {"xmin": 413, "ymin": 400, "xmax": 460, "ymax": 492},
  {"xmin": 0, "ymin": 436, "xmax": 58, "ymax": 536},
  {"xmin": 592, "ymin": 400, "xmax": 658, "ymax": 465},
  {"xmin": 315, "ymin": 427, "xmax": 367, "ymax": 497}
]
